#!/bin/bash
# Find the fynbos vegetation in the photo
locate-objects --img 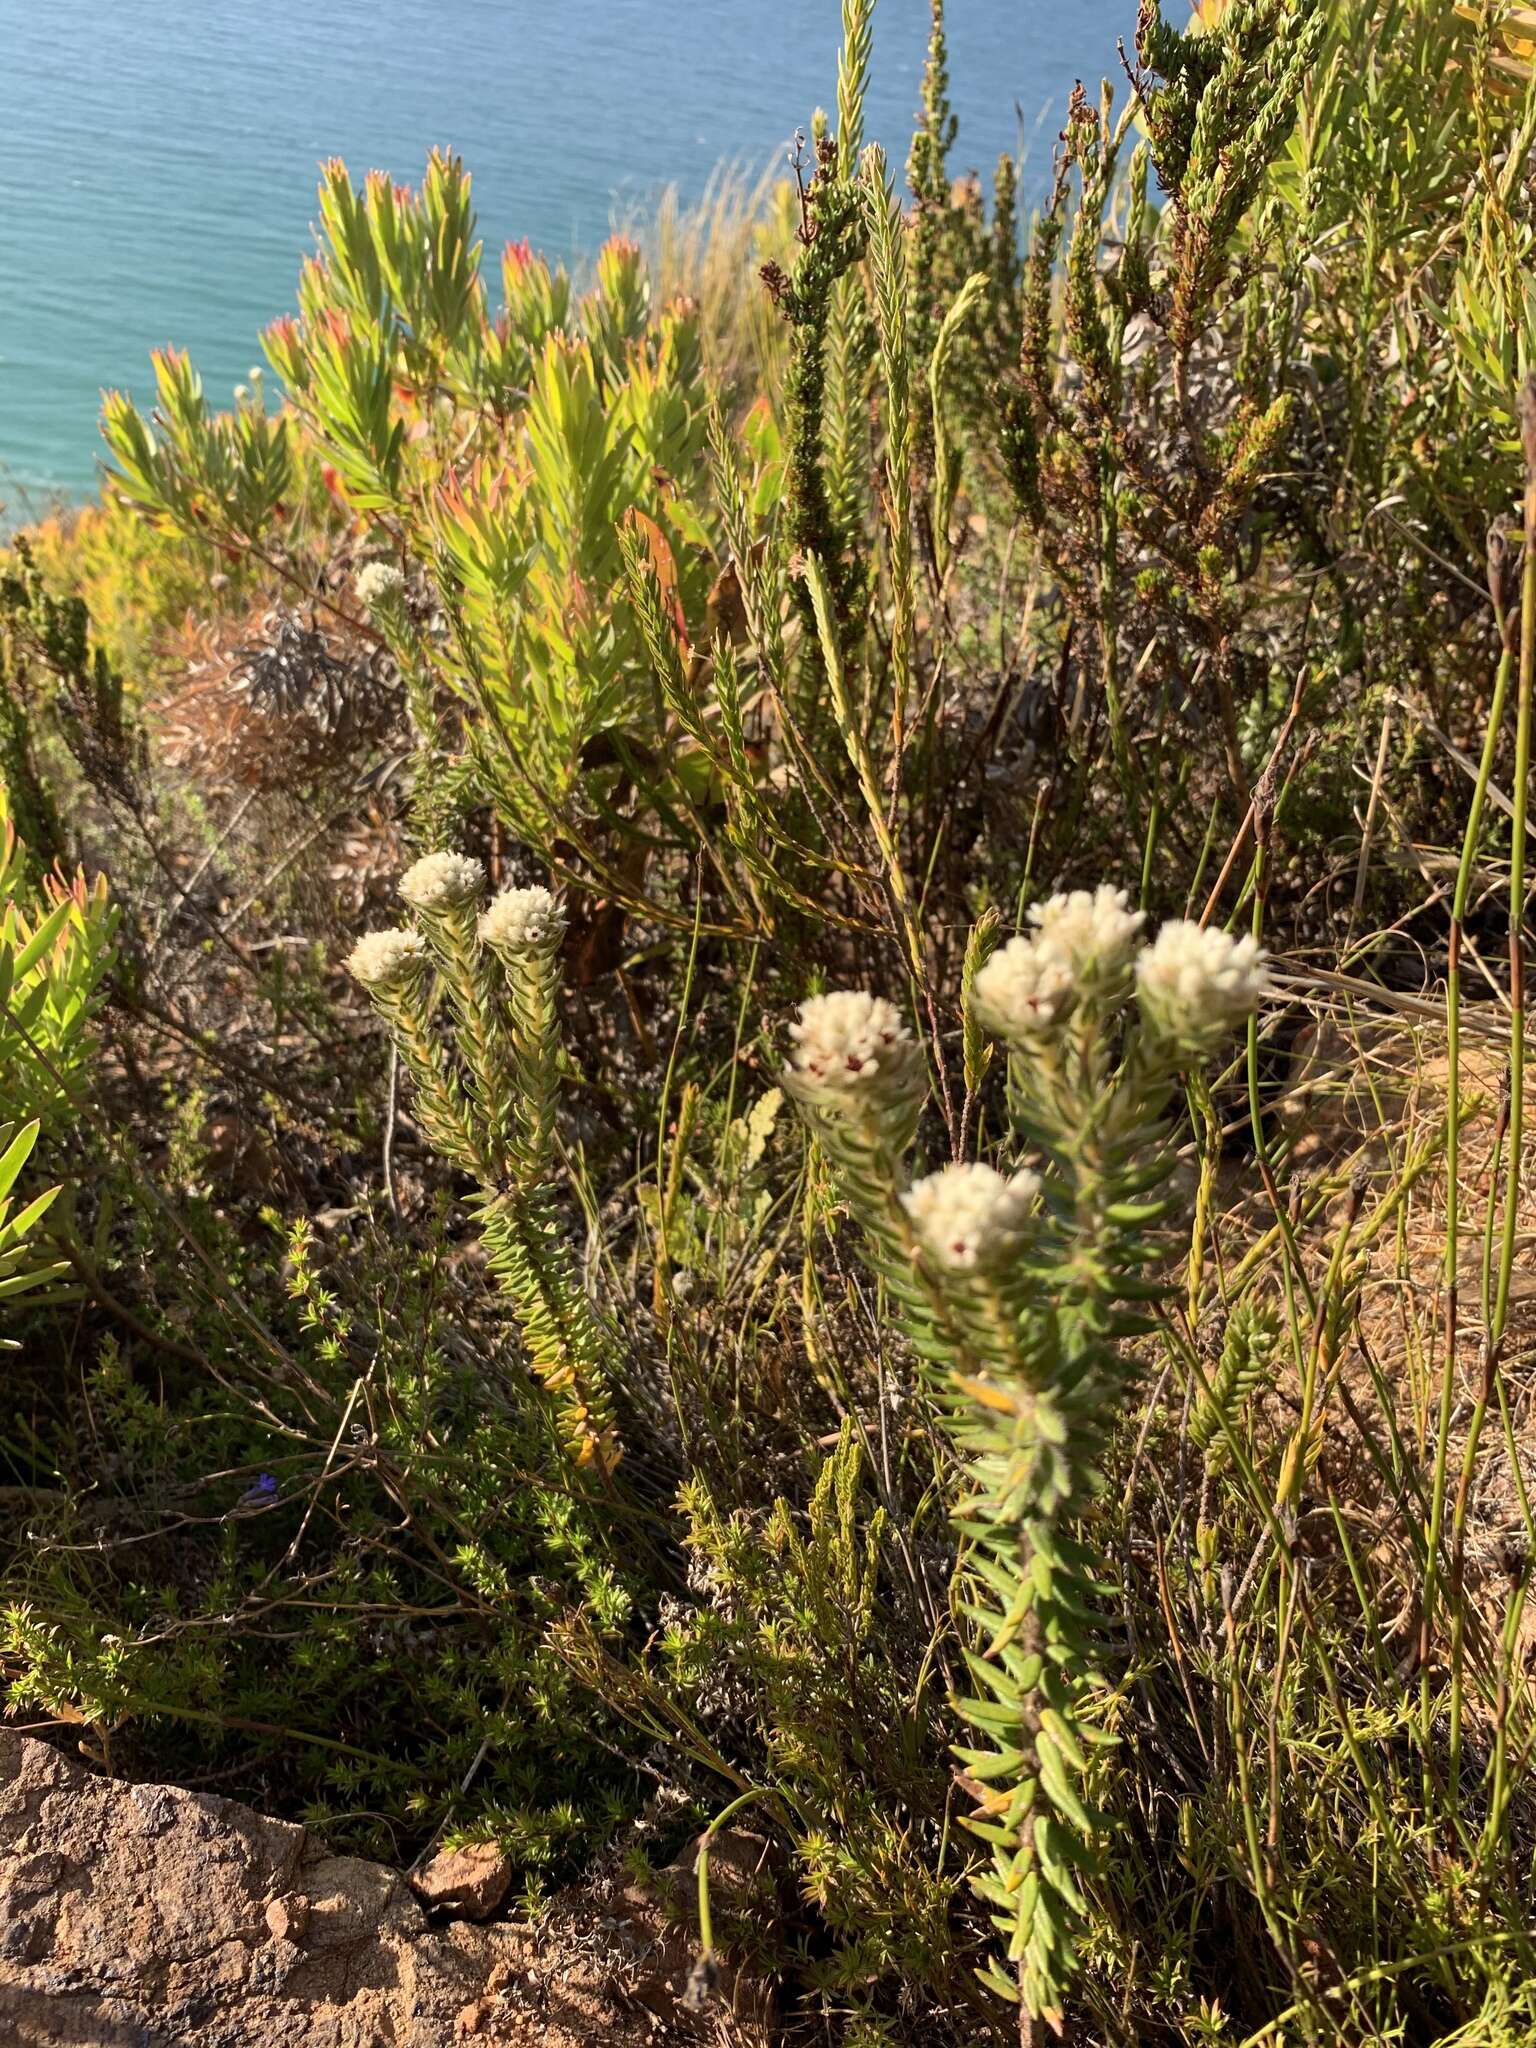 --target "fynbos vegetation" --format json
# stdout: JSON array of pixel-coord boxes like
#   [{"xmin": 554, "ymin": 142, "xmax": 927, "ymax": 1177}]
[{"xmin": 8, "ymin": 1, "xmax": 1536, "ymax": 2040}]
